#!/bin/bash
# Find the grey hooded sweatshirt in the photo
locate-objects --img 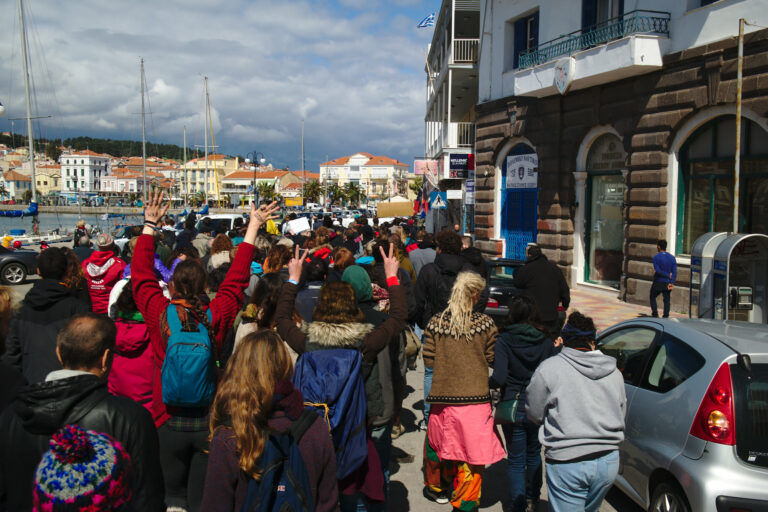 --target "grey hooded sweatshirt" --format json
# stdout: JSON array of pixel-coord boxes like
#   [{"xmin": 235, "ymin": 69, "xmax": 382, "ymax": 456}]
[{"xmin": 526, "ymin": 347, "xmax": 626, "ymax": 462}]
